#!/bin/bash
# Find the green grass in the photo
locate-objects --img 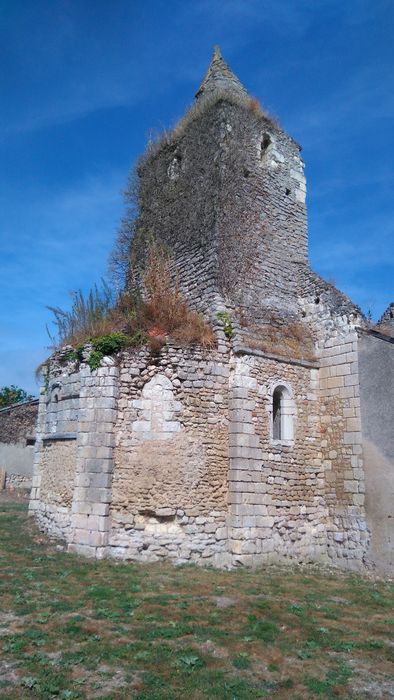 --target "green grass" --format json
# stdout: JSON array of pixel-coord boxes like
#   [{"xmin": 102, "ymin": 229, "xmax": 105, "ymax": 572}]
[{"xmin": 1, "ymin": 495, "xmax": 394, "ymax": 699}]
